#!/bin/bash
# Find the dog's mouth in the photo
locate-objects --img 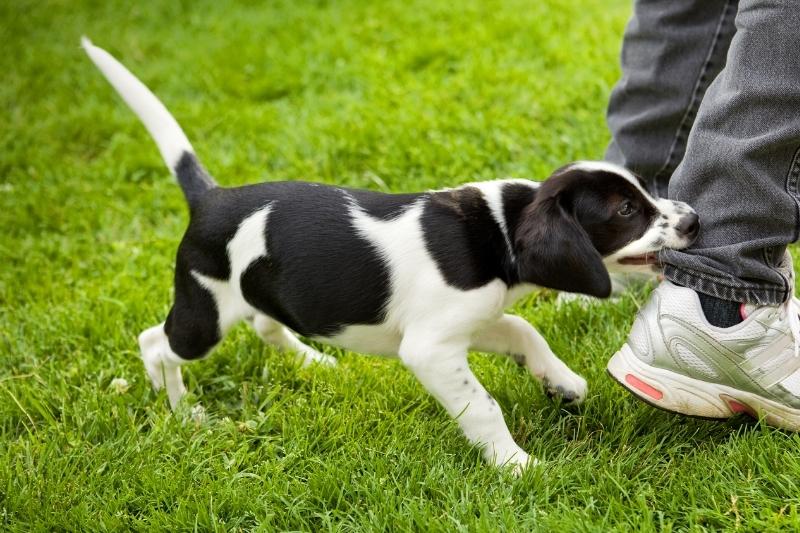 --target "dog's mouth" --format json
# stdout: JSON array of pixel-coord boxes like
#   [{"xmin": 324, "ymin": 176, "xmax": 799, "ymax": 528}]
[{"xmin": 618, "ymin": 252, "xmax": 660, "ymax": 266}]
